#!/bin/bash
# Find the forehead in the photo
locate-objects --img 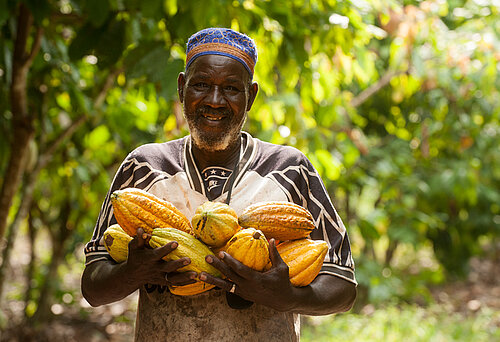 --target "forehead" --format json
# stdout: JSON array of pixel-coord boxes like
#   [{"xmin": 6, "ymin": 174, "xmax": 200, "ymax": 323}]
[{"xmin": 186, "ymin": 54, "xmax": 250, "ymax": 83}]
